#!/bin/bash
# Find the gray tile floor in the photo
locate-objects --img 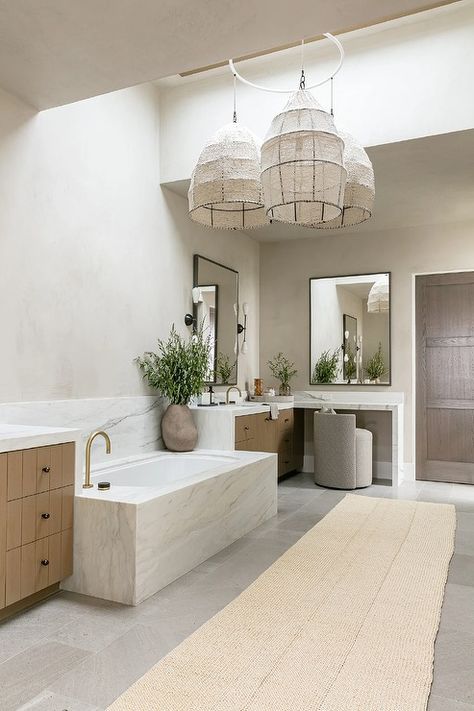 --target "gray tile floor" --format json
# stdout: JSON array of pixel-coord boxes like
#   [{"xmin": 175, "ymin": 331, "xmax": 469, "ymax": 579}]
[{"xmin": 1, "ymin": 474, "xmax": 473, "ymax": 710}]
